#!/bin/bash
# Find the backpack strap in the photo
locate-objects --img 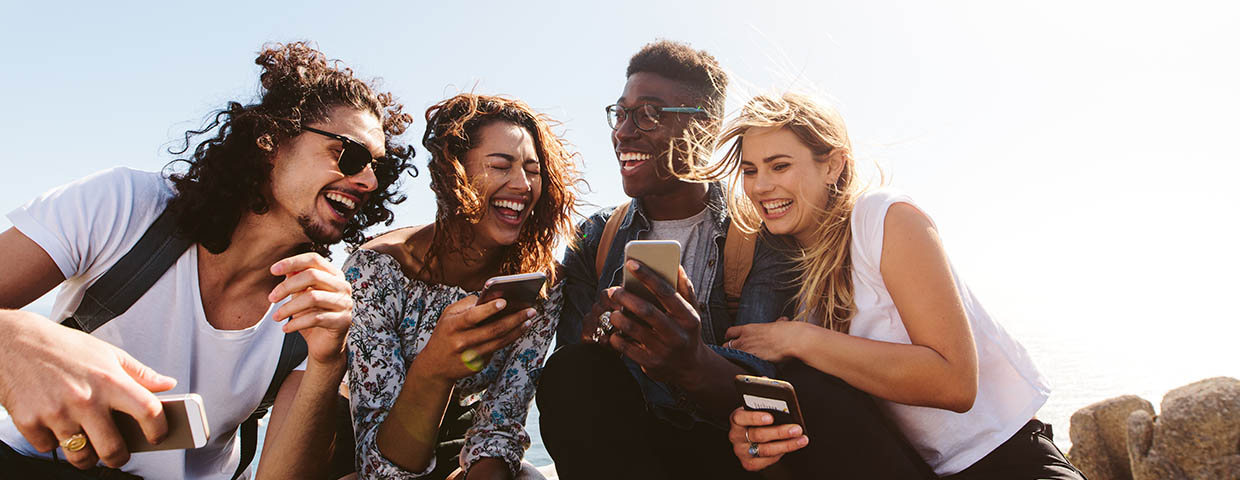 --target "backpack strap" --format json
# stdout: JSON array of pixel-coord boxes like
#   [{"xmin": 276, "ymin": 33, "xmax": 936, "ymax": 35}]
[
  {"xmin": 61, "ymin": 208, "xmax": 192, "ymax": 332},
  {"xmin": 593, "ymin": 201, "xmax": 632, "ymax": 278},
  {"xmin": 233, "ymin": 331, "xmax": 308, "ymax": 480},
  {"xmin": 722, "ymin": 219, "xmax": 757, "ymax": 316}
]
